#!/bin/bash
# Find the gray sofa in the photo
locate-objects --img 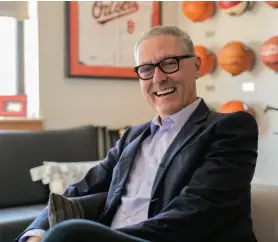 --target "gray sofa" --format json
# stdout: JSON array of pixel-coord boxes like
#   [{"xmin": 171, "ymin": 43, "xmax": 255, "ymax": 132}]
[
  {"xmin": 1, "ymin": 125, "xmax": 277, "ymax": 242},
  {"xmin": 251, "ymin": 183, "xmax": 278, "ymax": 242},
  {"xmin": 0, "ymin": 125, "xmax": 99, "ymax": 242}
]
